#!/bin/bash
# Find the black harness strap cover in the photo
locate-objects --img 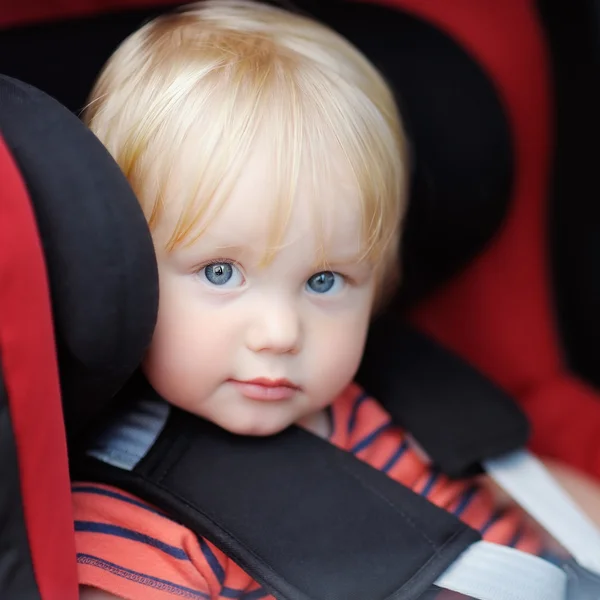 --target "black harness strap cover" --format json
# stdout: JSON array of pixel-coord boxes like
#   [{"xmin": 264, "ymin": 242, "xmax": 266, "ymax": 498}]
[
  {"xmin": 78, "ymin": 384, "xmax": 480, "ymax": 600},
  {"xmin": 359, "ymin": 321, "xmax": 530, "ymax": 478}
]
